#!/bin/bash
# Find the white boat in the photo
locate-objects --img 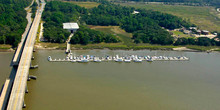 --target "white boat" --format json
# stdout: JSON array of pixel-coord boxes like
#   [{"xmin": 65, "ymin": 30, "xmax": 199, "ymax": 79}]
[
  {"xmin": 78, "ymin": 59, "xmax": 89, "ymax": 63},
  {"xmin": 124, "ymin": 59, "xmax": 131, "ymax": 63},
  {"xmin": 93, "ymin": 57, "xmax": 102, "ymax": 62},
  {"xmin": 71, "ymin": 60, "xmax": 76, "ymax": 62},
  {"xmin": 115, "ymin": 58, "xmax": 123, "ymax": 62},
  {"xmin": 147, "ymin": 59, "xmax": 153, "ymax": 62},
  {"xmin": 94, "ymin": 59, "xmax": 102, "ymax": 62},
  {"xmin": 134, "ymin": 59, "xmax": 142, "ymax": 62}
]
